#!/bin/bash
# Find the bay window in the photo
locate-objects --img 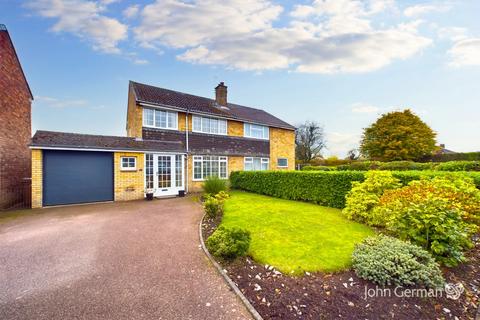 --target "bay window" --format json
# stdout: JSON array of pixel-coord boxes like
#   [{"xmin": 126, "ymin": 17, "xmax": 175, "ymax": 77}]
[
  {"xmin": 143, "ymin": 107, "xmax": 178, "ymax": 130},
  {"xmin": 244, "ymin": 123, "xmax": 269, "ymax": 140},
  {"xmin": 193, "ymin": 156, "xmax": 228, "ymax": 180},
  {"xmin": 244, "ymin": 157, "xmax": 269, "ymax": 171},
  {"xmin": 192, "ymin": 115, "xmax": 227, "ymax": 135}
]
